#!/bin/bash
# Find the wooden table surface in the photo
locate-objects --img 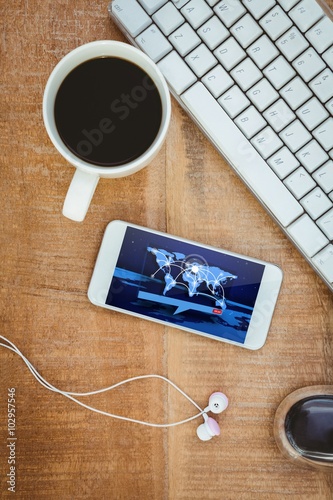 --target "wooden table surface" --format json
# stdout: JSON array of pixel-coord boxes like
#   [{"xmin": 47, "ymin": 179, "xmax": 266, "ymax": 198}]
[{"xmin": 1, "ymin": 1, "xmax": 333, "ymax": 498}]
